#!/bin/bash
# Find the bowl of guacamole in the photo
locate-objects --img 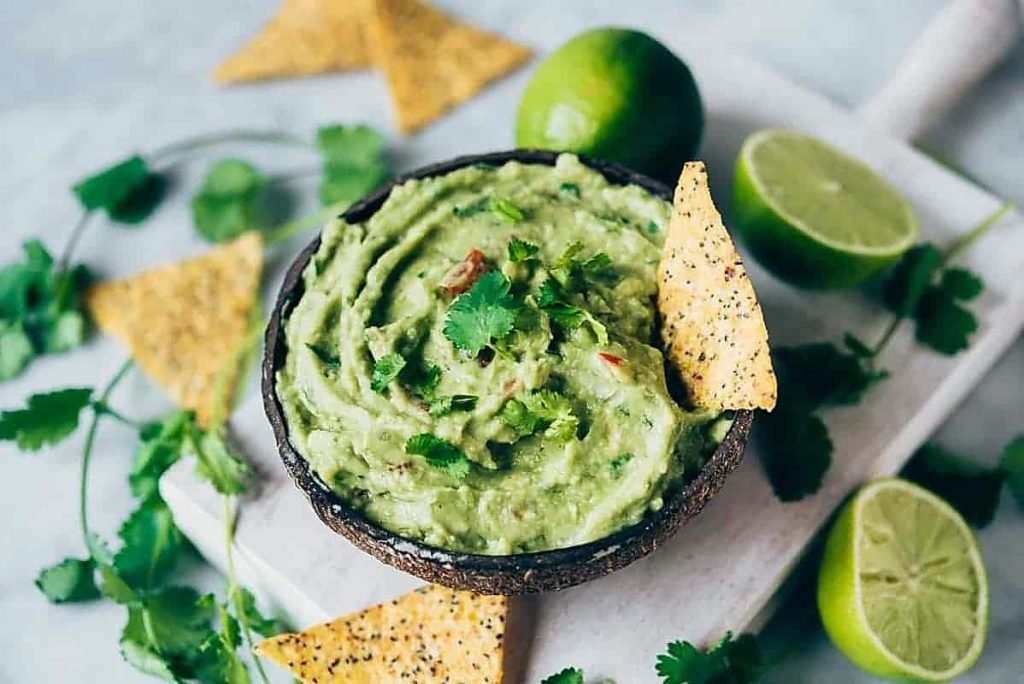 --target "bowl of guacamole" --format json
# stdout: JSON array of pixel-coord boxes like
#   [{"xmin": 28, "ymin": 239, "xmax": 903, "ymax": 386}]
[{"xmin": 263, "ymin": 151, "xmax": 756, "ymax": 594}]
